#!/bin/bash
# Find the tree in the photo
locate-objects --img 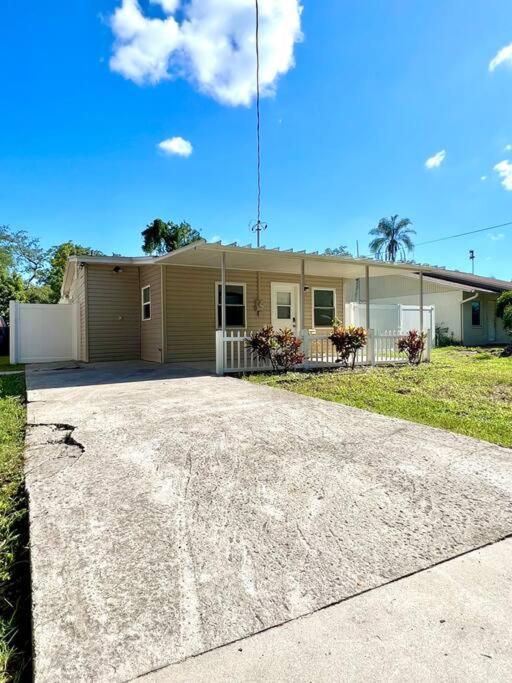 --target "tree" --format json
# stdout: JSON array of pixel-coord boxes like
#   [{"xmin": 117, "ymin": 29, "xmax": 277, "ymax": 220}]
[
  {"xmin": 141, "ymin": 219, "xmax": 202, "ymax": 255},
  {"xmin": 46, "ymin": 242, "xmax": 103, "ymax": 302},
  {"xmin": 0, "ymin": 272, "xmax": 26, "ymax": 321},
  {"xmin": 497, "ymin": 291, "xmax": 512, "ymax": 355},
  {"xmin": 324, "ymin": 245, "xmax": 351, "ymax": 256},
  {"xmin": 0, "ymin": 225, "xmax": 48, "ymax": 283},
  {"xmin": 368, "ymin": 215, "xmax": 416, "ymax": 262}
]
